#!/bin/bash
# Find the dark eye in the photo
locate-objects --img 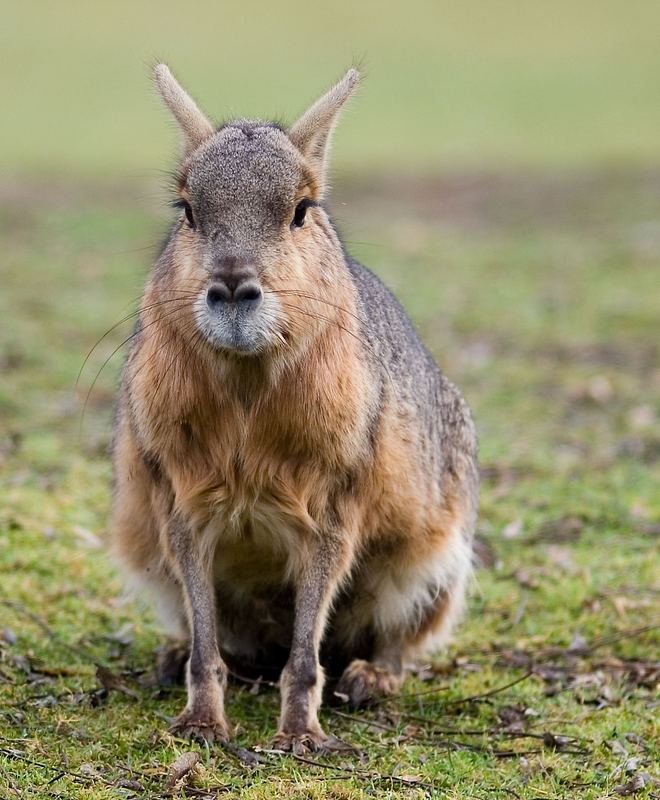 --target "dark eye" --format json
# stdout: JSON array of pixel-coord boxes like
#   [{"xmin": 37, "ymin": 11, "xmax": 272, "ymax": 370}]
[
  {"xmin": 183, "ymin": 202, "xmax": 195, "ymax": 229},
  {"xmin": 292, "ymin": 199, "xmax": 310, "ymax": 228},
  {"xmin": 173, "ymin": 198, "xmax": 195, "ymax": 229}
]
